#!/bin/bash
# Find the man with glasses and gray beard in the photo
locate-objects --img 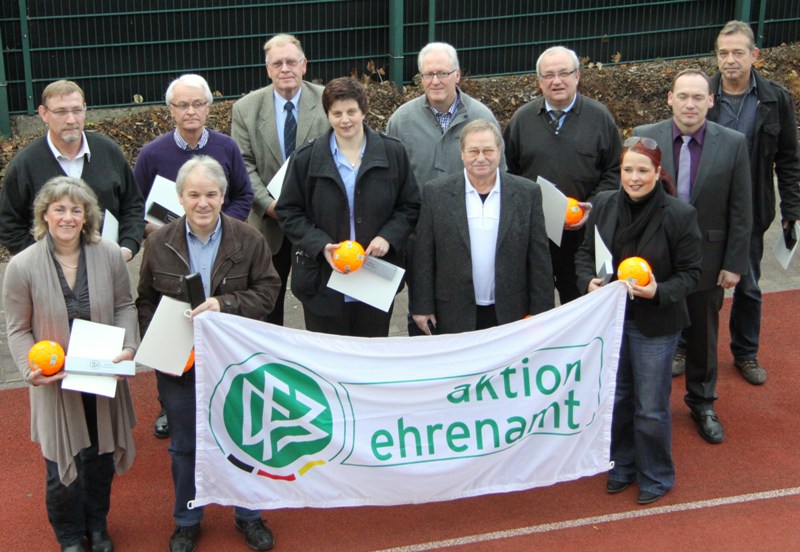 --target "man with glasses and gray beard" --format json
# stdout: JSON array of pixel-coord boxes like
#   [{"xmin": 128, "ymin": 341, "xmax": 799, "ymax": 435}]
[{"xmin": 0, "ymin": 80, "xmax": 144, "ymax": 260}]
